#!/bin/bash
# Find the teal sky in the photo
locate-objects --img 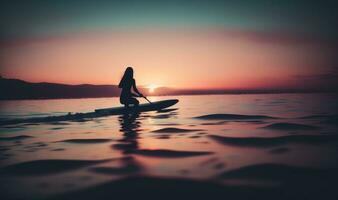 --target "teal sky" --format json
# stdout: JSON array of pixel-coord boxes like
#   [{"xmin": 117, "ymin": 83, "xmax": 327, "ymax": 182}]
[{"xmin": 1, "ymin": 0, "xmax": 338, "ymax": 39}]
